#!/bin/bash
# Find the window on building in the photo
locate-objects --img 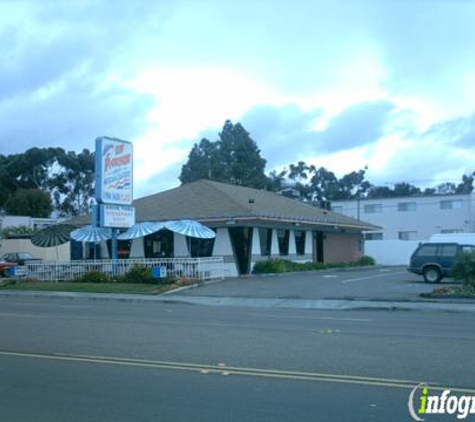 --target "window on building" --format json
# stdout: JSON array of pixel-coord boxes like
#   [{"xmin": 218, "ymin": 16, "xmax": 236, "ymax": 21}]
[
  {"xmin": 440, "ymin": 229, "xmax": 464, "ymax": 234},
  {"xmin": 144, "ymin": 230, "xmax": 174, "ymax": 258},
  {"xmin": 277, "ymin": 229, "xmax": 289, "ymax": 255},
  {"xmin": 398, "ymin": 231, "xmax": 417, "ymax": 240},
  {"xmin": 188, "ymin": 236, "xmax": 216, "ymax": 257},
  {"xmin": 294, "ymin": 230, "xmax": 306, "ymax": 255},
  {"xmin": 440, "ymin": 199, "xmax": 463, "ymax": 210},
  {"xmin": 365, "ymin": 232, "xmax": 383, "ymax": 240},
  {"xmin": 259, "ymin": 228, "xmax": 272, "ymax": 256},
  {"xmin": 397, "ymin": 202, "xmax": 416, "ymax": 212},
  {"xmin": 331, "ymin": 206, "xmax": 343, "ymax": 213},
  {"xmin": 364, "ymin": 204, "xmax": 382, "ymax": 214}
]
